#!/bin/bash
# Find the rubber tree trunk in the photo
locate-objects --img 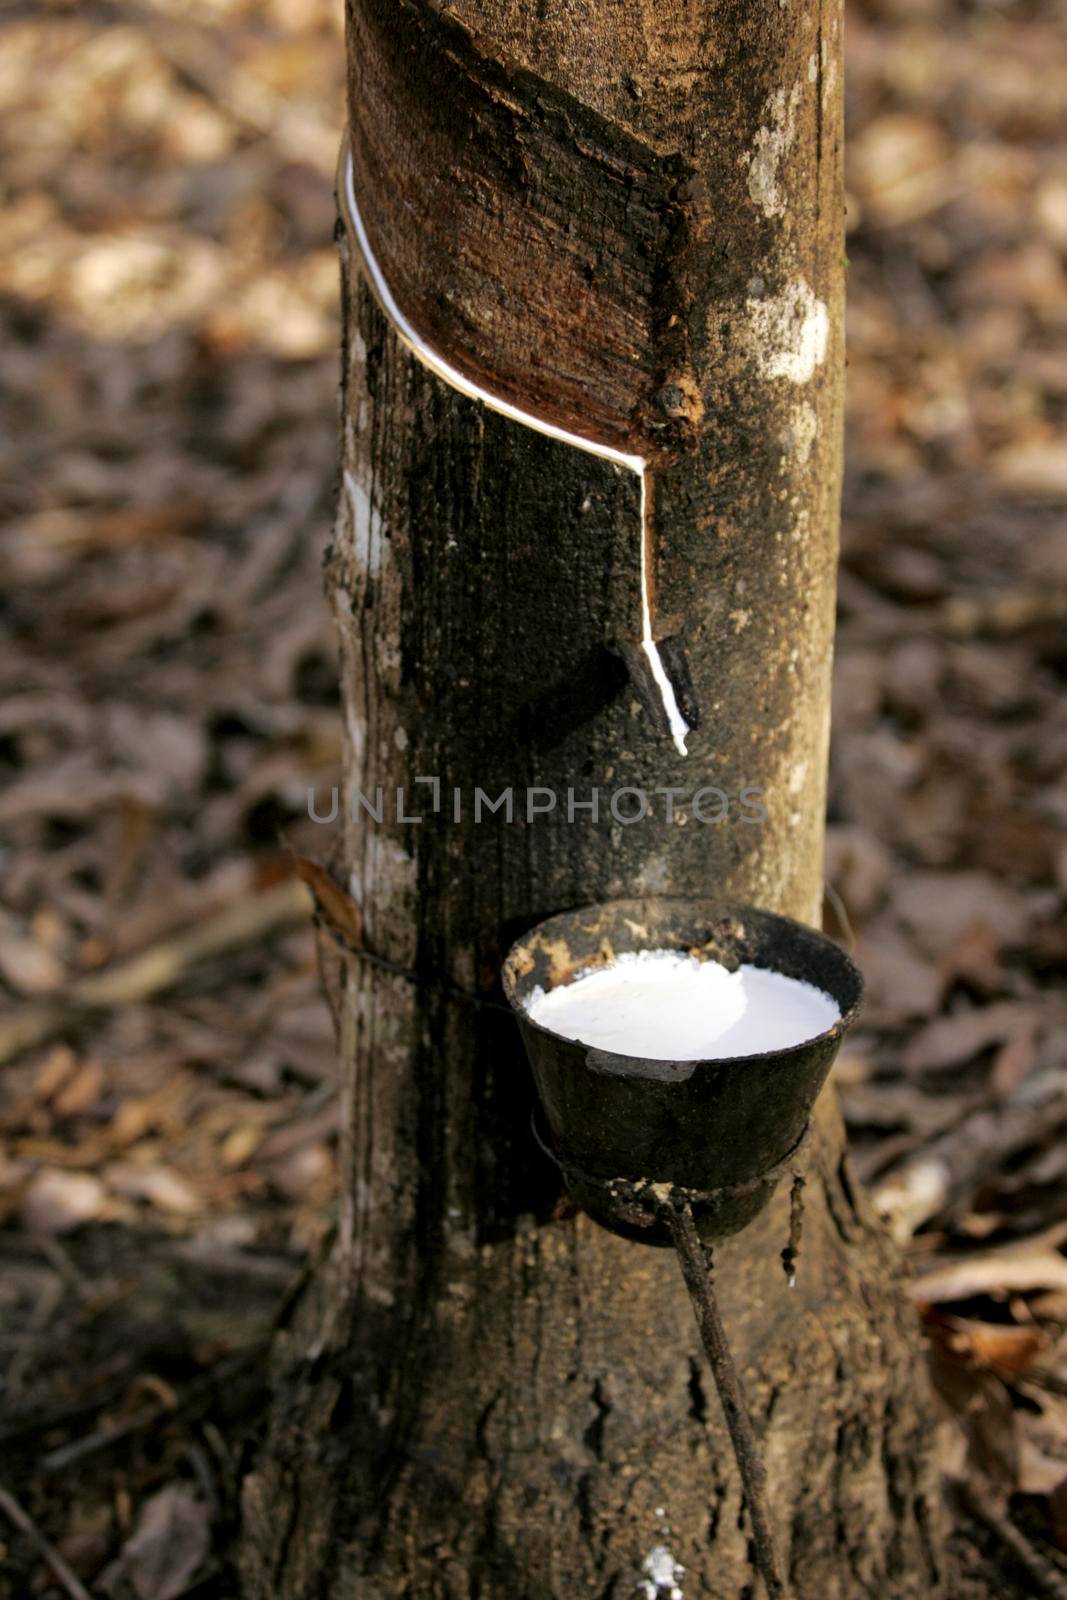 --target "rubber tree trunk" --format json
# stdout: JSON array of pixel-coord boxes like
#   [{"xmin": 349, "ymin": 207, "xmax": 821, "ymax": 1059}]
[{"xmin": 241, "ymin": 2, "xmax": 945, "ymax": 1595}]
